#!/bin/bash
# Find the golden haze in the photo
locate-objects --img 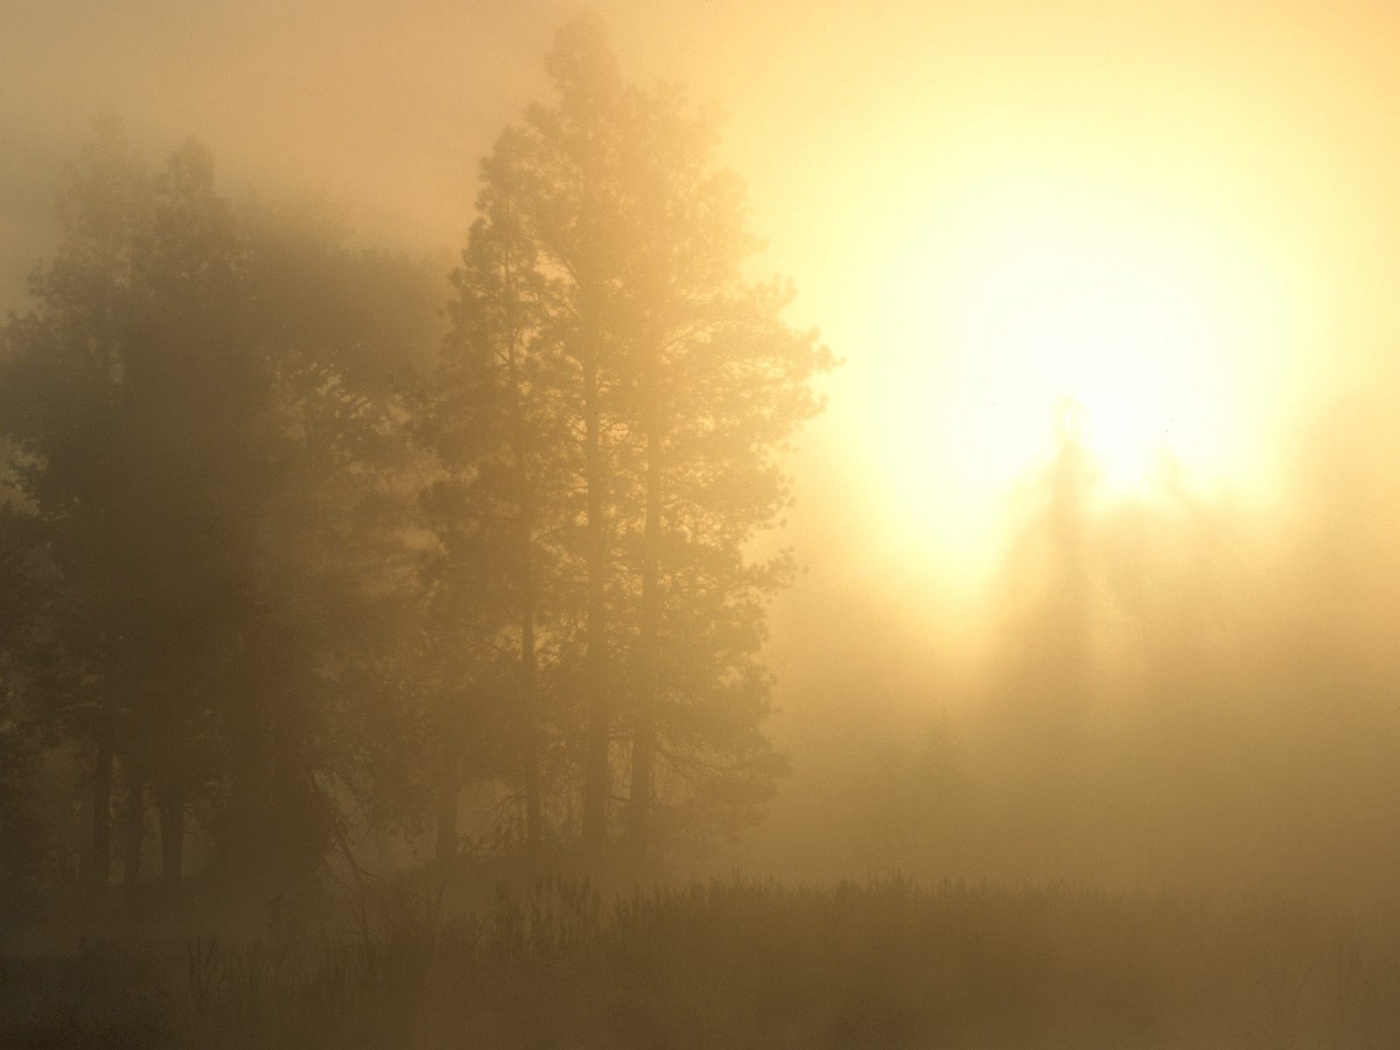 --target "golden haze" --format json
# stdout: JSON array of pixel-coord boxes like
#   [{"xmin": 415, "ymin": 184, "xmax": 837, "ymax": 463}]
[
  {"xmin": 6, "ymin": 0, "xmax": 1399, "ymax": 595},
  {"xmin": 5, "ymin": 0, "xmax": 1400, "ymax": 881}
]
